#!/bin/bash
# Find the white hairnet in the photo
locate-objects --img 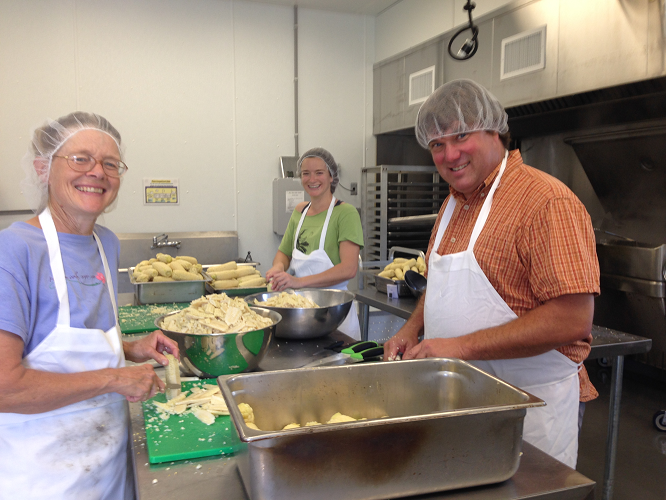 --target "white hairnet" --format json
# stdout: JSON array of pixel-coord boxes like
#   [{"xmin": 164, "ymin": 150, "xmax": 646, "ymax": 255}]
[
  {"xmin": 20, "ymin": 111, "xmax": 123, "ymax": 213},
  {"xmin": 415, "ymin": 79, "xmax": 509, "ymax": 149},
  {"xmin": 297, "ymin": 147, "xmax": 340, "ymax": 194}
]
